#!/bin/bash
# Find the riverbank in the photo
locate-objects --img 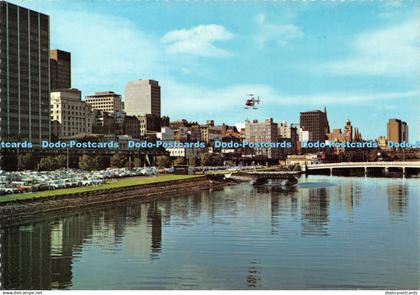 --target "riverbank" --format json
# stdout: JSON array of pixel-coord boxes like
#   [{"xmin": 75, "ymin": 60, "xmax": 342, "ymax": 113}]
[
  {"xmin": 0, "ymin": 175, "xmax": 230, "ymax": 228},
  {"xmin": 0, "ymin": 174, "xmax": 201, "ymax": 203}
]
